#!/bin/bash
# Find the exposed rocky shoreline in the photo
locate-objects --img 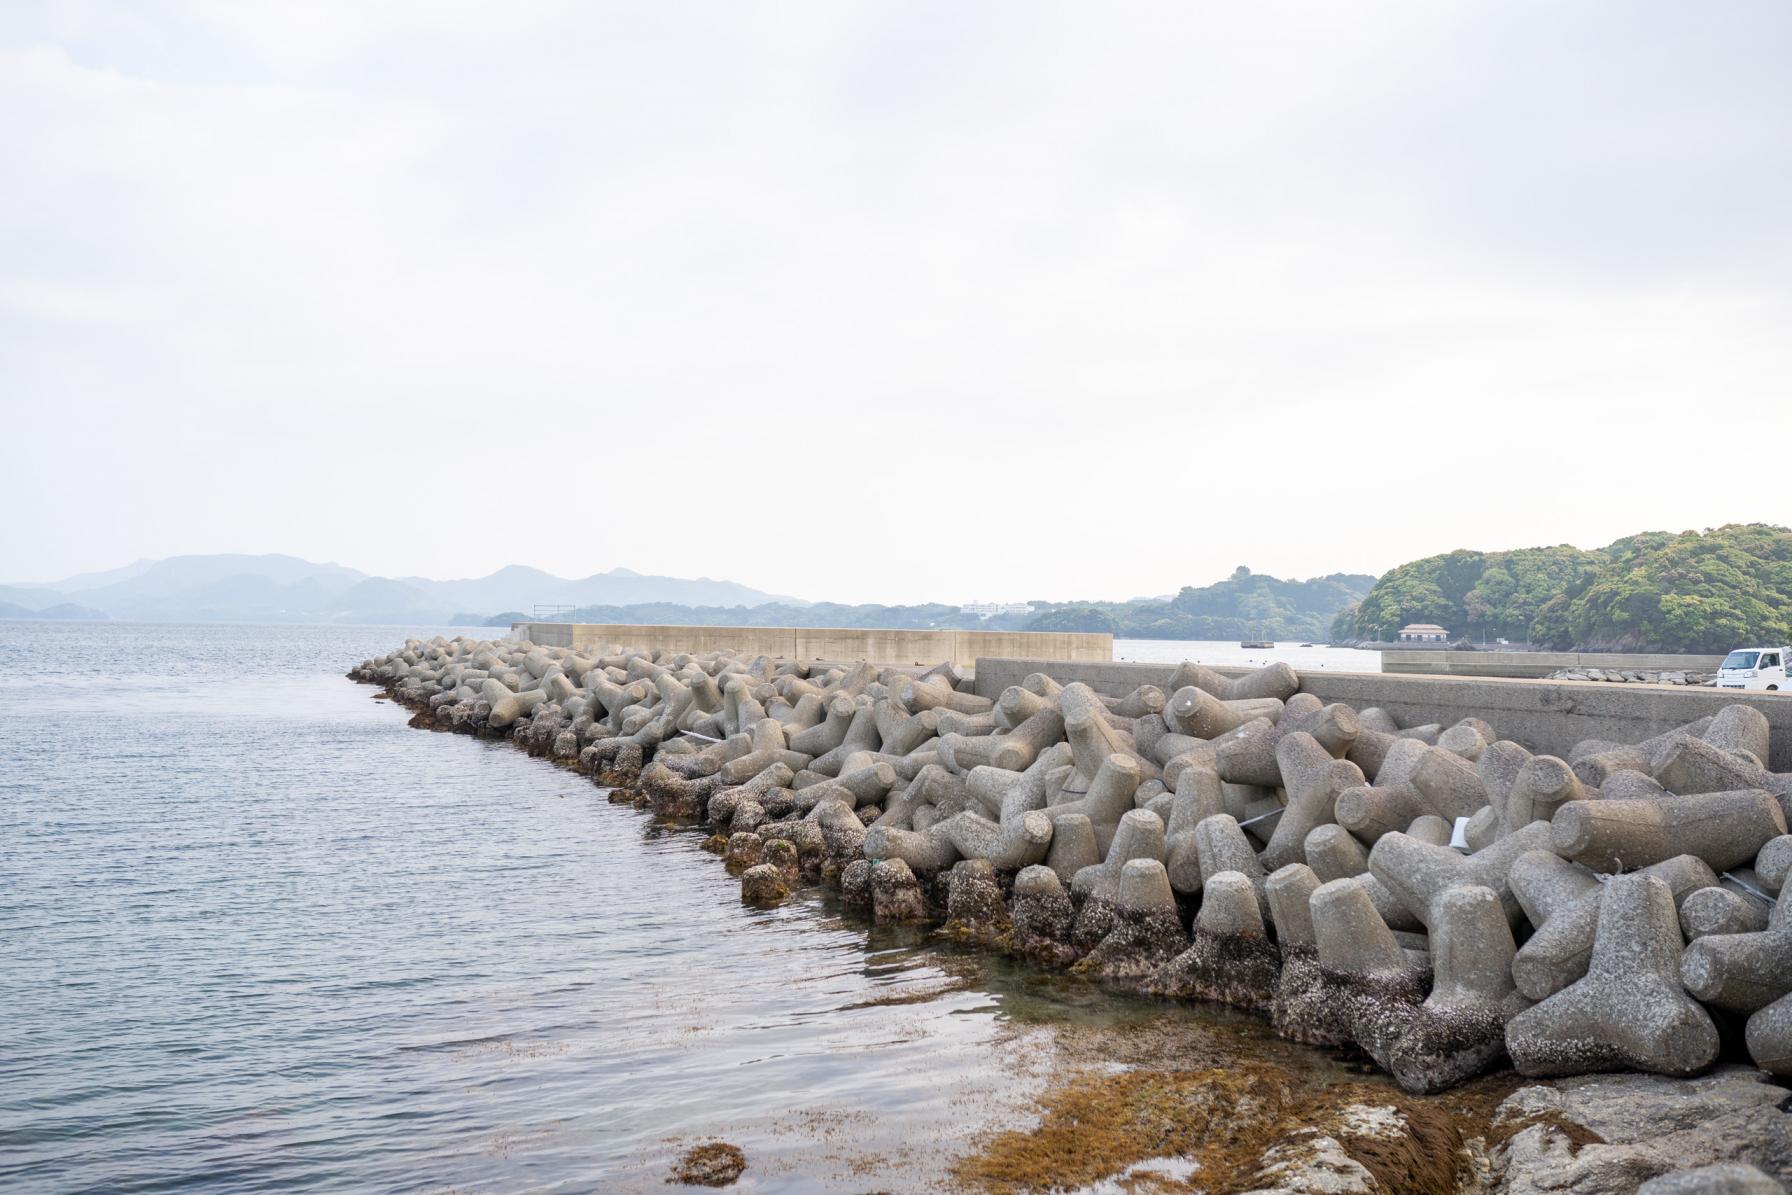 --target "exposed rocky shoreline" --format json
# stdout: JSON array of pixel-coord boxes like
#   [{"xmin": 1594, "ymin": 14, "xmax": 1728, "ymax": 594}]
[{"xmin": 352, "ymin": 636, "xmax": 1792, "ymax": 1192}]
